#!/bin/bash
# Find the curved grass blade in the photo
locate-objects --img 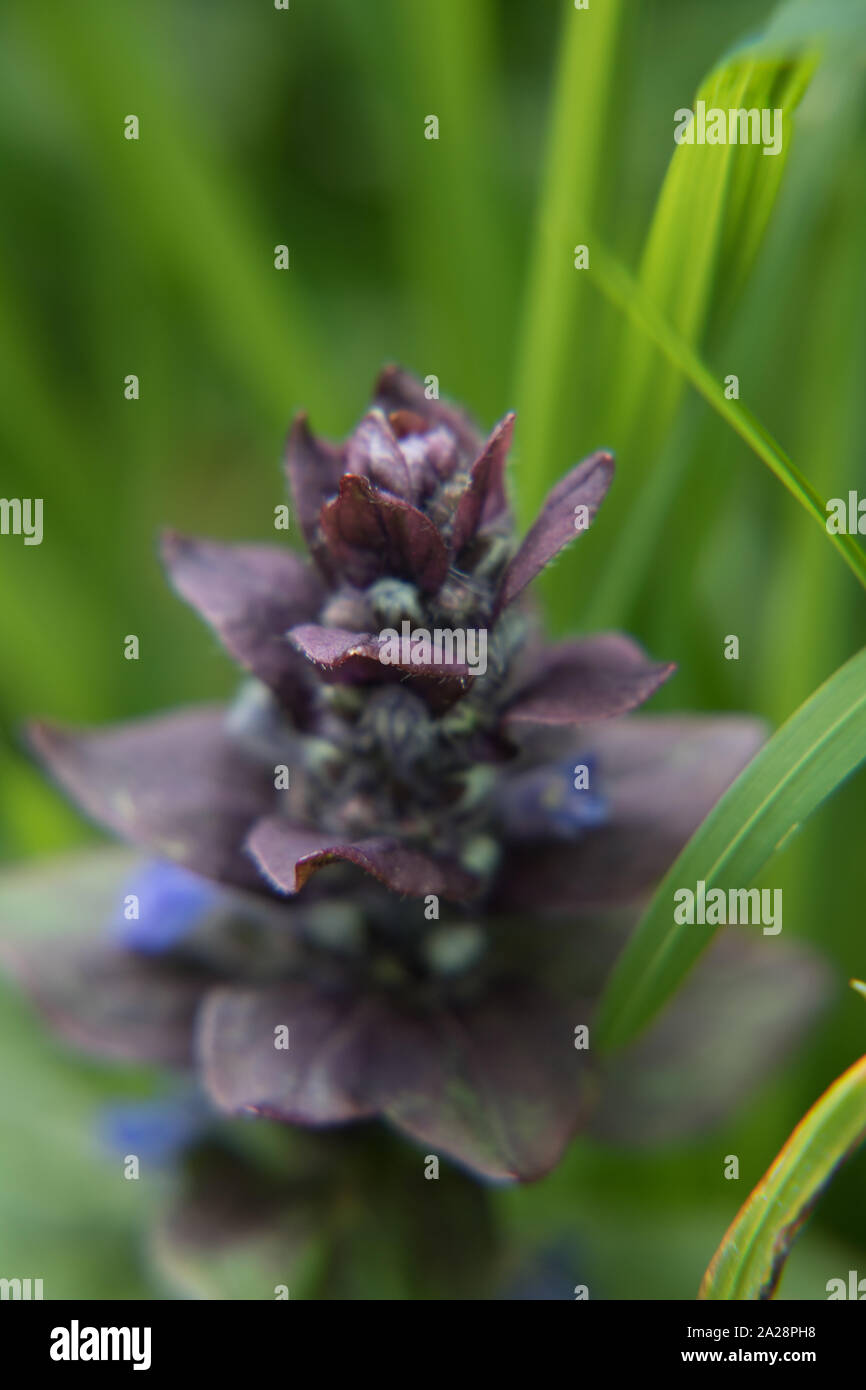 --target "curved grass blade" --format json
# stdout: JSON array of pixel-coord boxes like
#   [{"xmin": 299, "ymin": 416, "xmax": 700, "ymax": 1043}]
[
  {"xmin": 612, "ymin": 54, "xmax": 814, "ymax": 453},
  {"xmin": 588, "ymin": 243, "xmax": 866, "ymax": 592},
  {"xmin": 595, "ymin": 646, "xmax": 866, "ymax": 1053},
  {"xmin": 512, "ymin": 0, "xmax": 821, "ymax": 628},
  {"xmin": 582, "ymin": 49, "xmax": 815, "ymax": 629},
  {"xmin": 699, "ymin": 1049, "xmax": 866, "ymax": 1299}
]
